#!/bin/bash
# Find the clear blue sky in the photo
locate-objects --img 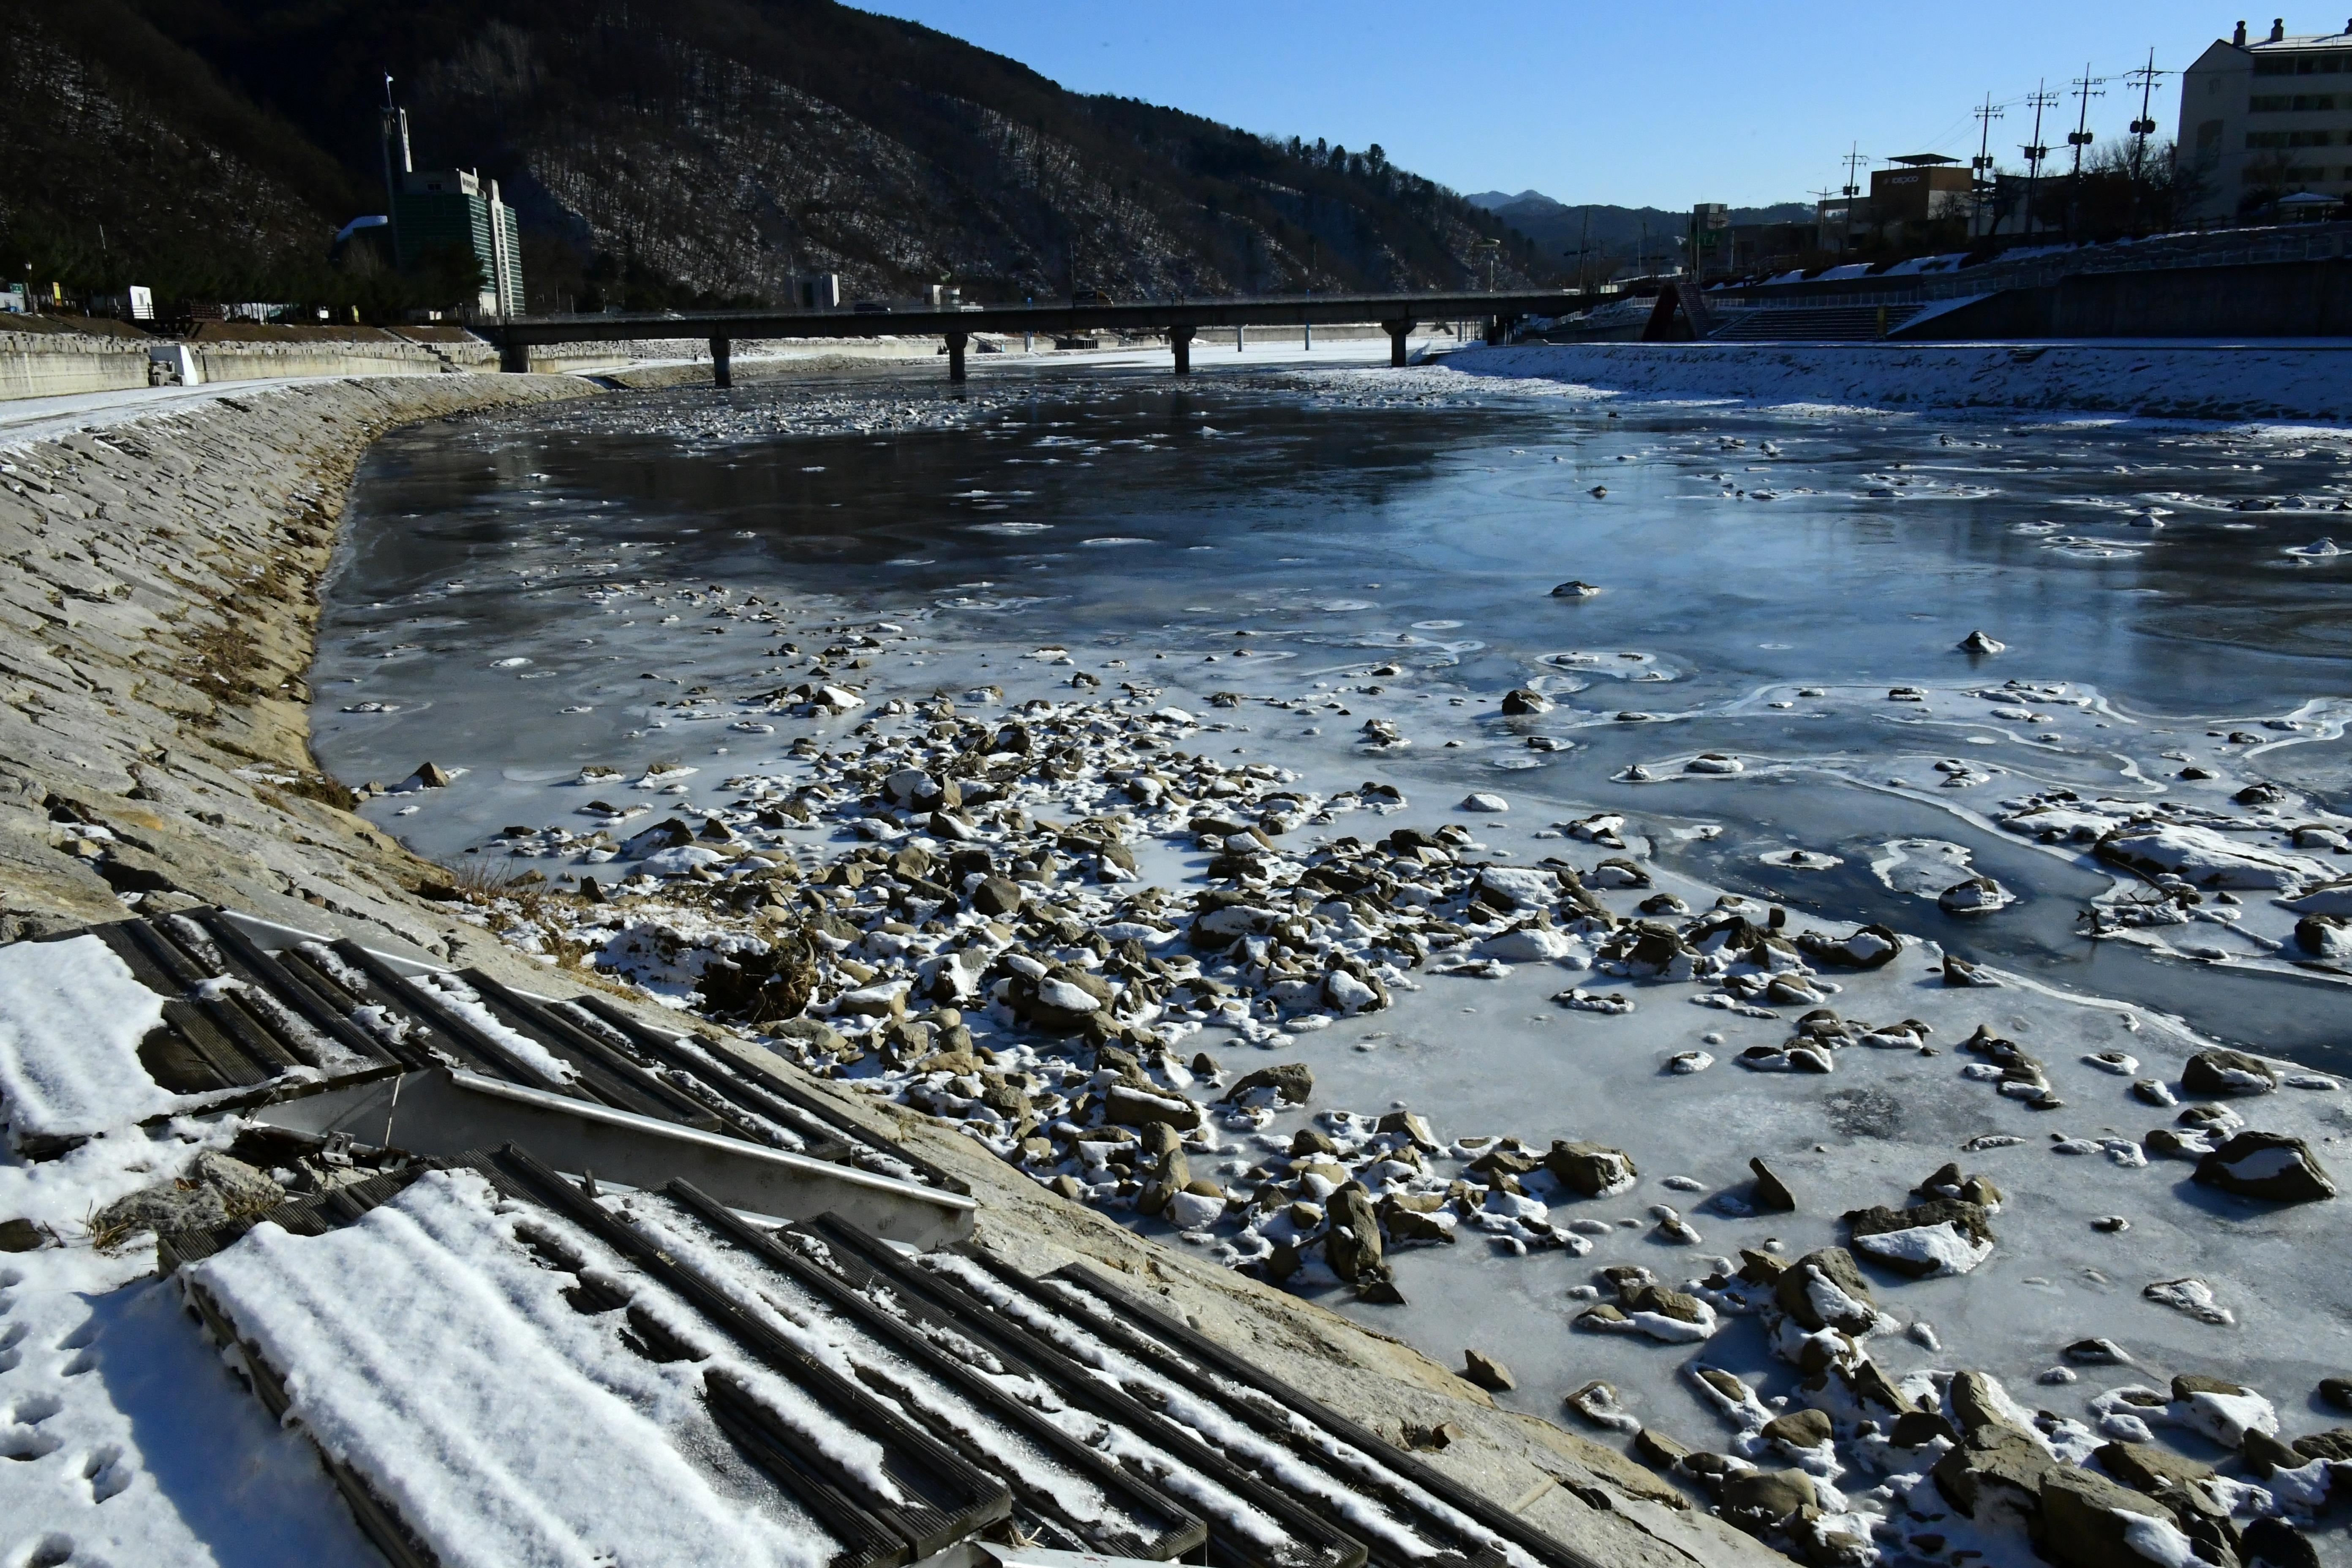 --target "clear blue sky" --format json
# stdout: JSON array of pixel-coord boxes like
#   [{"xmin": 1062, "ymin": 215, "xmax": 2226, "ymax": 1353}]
[{"xmin": 855, "ymin": 1, "xmax": 2257, "ymax": 207}]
